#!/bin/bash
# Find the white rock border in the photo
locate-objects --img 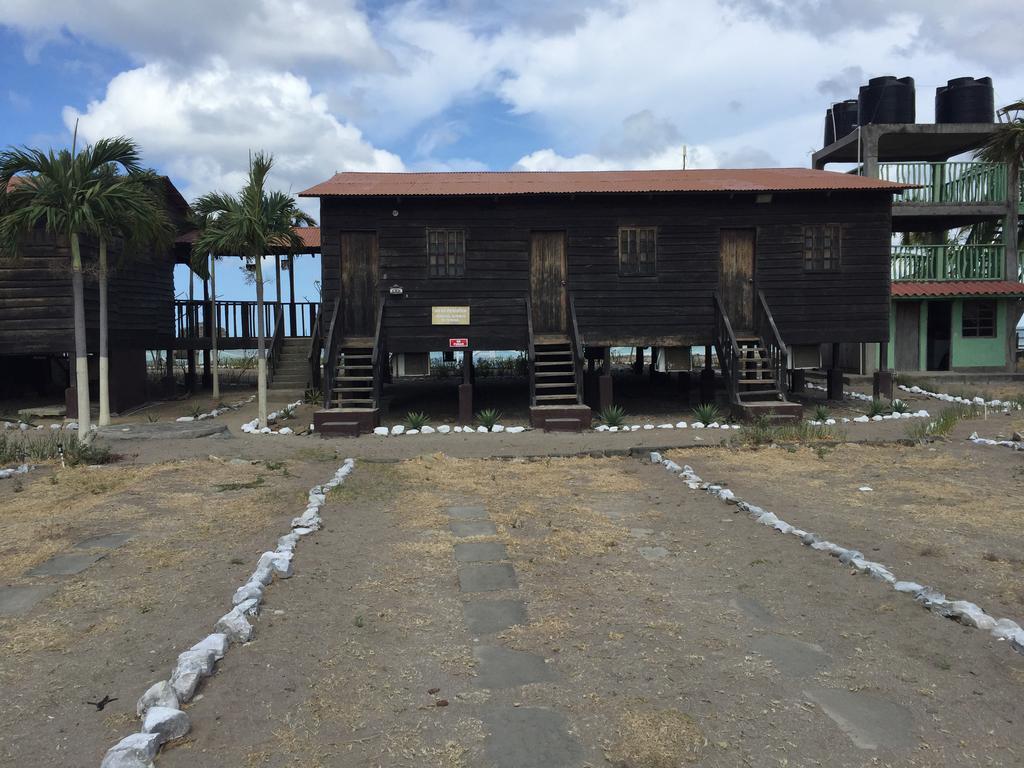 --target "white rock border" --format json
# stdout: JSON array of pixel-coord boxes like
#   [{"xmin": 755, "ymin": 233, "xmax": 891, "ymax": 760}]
[
  {"xmin": 968, "ymin": 432, "xmax": 1023, "ymax": 451},
  {"xmin": 99, "ymin": 458, "xmax": 355, "ymax": 767},
  {"xmin": 649, "ymin": 452, "xmax": 1024, "ymax": 656},
  {"xmin": 898, "ymin": 383, "xmax": 1020, "ymax": 412},
  {"xmin": 806, "ymin": 381, "xmax": 873, "ymax": 402},
  {"xmin": 0, "ymin": 463, "xmax": 31, "ymax": 480},
  {"xmin": 240, "ymin": 400, "xmax": 305, "ymax": 435},
  {"xmin": 175, "ymin": 394, "xmax": 256, "ymax": 424}
]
